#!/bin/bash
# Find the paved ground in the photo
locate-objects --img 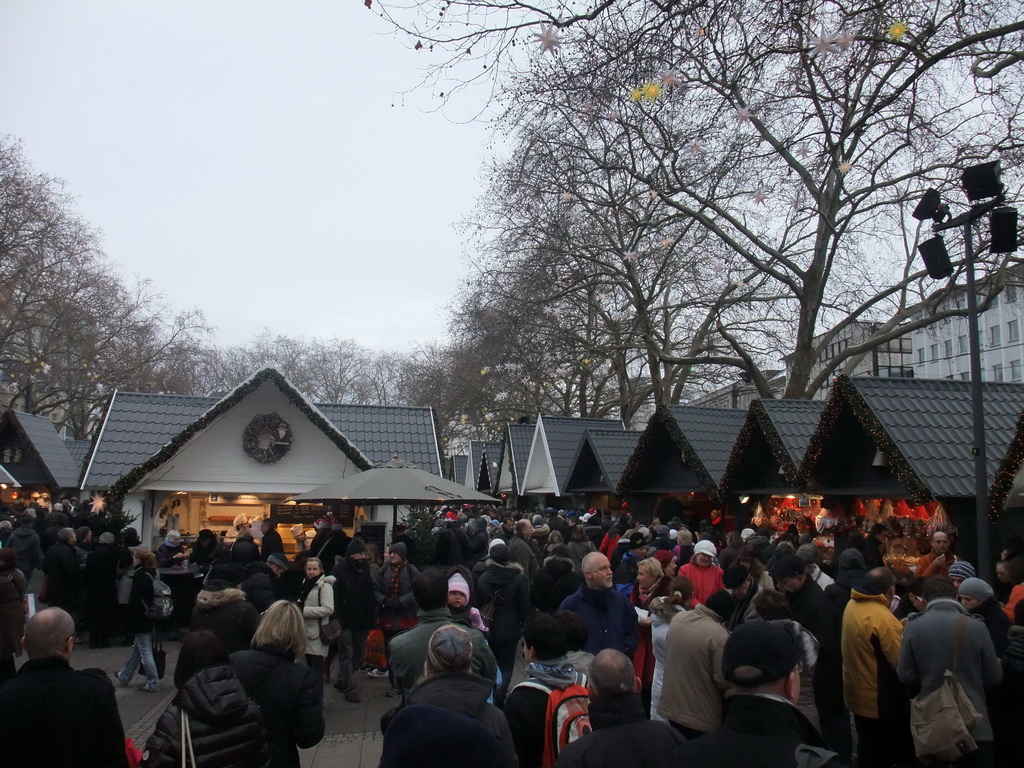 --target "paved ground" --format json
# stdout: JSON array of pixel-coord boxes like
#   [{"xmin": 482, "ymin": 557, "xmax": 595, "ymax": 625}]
[
  {"xmin": 32, "ymin": 637, "xmax": 528, "ymax": 767},
  {"xmin": 33, "ymin": 640, "xmax": 396, "ymax": 767}
]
